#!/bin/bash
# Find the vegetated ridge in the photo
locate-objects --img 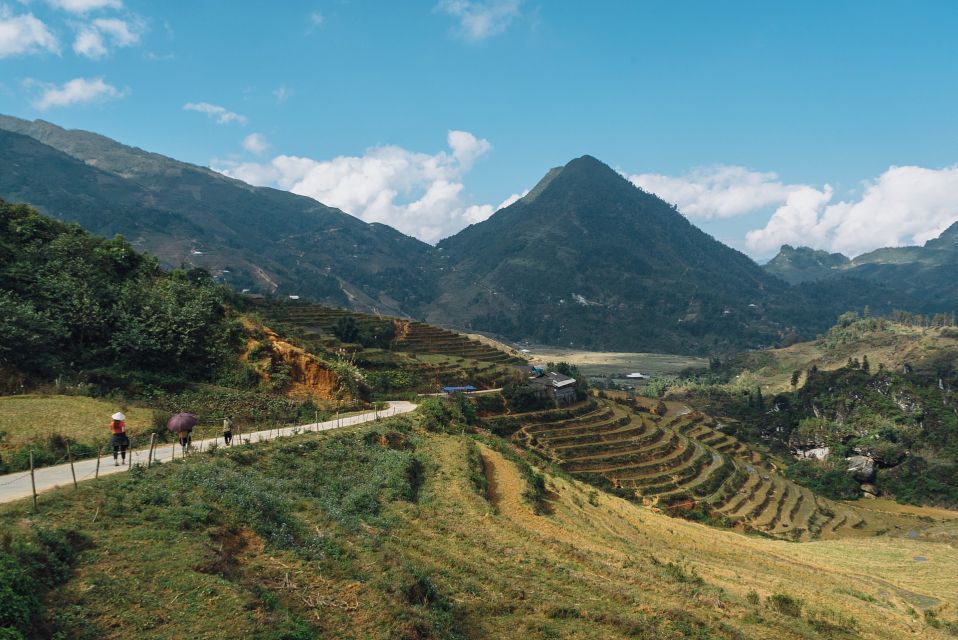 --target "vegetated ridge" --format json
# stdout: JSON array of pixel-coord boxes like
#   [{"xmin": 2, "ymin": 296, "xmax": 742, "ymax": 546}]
[
  {"xmin": 674, "ymin": 313, "xmax": 958, "ymax": 508},
  {"xmin": 429, "ymin": 155, "xmax": 907, "ymax": 353},
  {"xmin": 0, "ymin": 114, "xmax": 935, "ymax": 354},
  {"xmin": 764, "ymin": 223, "xmax": 958, "ymax": 311},
  {"xmin": 0, "ymin": 116, "xmax": 437, "ymax": 316}
]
